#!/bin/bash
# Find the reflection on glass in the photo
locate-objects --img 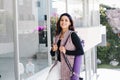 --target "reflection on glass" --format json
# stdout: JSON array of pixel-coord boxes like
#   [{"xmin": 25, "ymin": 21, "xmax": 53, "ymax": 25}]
[
  {"xmin": 25, "ymin": 59, "xmax": 35, "ymax": 76},
  {"xmin": 52, "ymin": 0, "xmax": 66, "ymax": 15},
  {"xmin": 19, "ymin": 0, "xmax": 48, "ymax": 79},
  {"xmin": 67, "ymin": 0, "xmax": 83, "ymax": 27},
  {"xmin": 0, "ymin": 1, "xmax": 15, "ymax": 80}
]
